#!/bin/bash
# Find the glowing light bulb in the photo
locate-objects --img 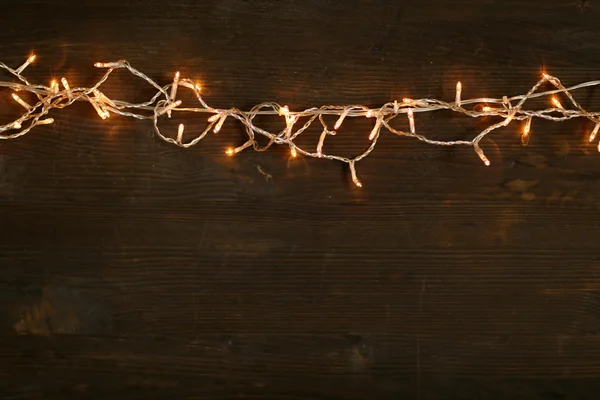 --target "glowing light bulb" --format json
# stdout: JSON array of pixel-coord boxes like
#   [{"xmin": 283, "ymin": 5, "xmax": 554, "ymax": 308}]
[
  {"xmin": 369, "ymin": 116, "xmax": 383, "ymax": 140},
  {"xmin": 90, "ymin": 100, "xmax": 110, "ymax": 119},
  {"xmin": 61, "ymin": 77, "xmax": 72, "ymax": 101},
  {"xmin": 226, "ymin": 148, "xmax": 235, "ymax": 156},
  {"xmin": 214, "ymin": 113, "xmax": 228, "ymax": 134},
  {"xmin": 551, "ymin": 97, "xmax": 564, "ymax": 110},
  {"xmin": 482, "ymin": 106, "xmax": 492, "ymax": 112},
  {"xmin": 12, "ymin": 121, "xmax": 21, "ymax": 129},
  {"xmin": 475, "ymin": 146, "xmax": 490, "ymax": 166},
  {"xmin": 166, "ymin": 71, "xmax": 180, "ymax": 118},
  {"xmin": 93, "ymin": 89, "xmax": 116, "ymax": 108},
  {"xmin": 407, "ymin": 108, "xmax": 415, "ymax": 134},
  {"xmin": 12, "ymin": 93, "xmax": 31, "ymax": 110},
  {"xmin": 598, "ymin": 140, "xmax": 600, "ymax": 152},
  {"xmin": 278, "ymin": 105, "xmax": 289, "ymax": 116},
  {"xmin": 50, "ymin": 79, "xmax": 58, "ymax": 93},
  {"xmin": 16, "ymin": 53, "xmax": 36, "ymax": 74},
  {"xmin": 61, "ymin": 77, "xmax": 70, "ymax": 91},
  {"xmin": 366, "ymin": 109, "xmax": 374, "ymax": 118},
  {"xmin": 290, "ymin": 147, "xmax": 297, "ymax": 158},
  {"xmin": 455, "ymin": 81, "xmax": 462, "ymax": 107},
  {"xmin": 176, "ymin": 123, "xmax": 184, "ymax": 144},
  {"xmin": 589, "ymin": 123, "xmax": 600, "ymax": 142}
]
